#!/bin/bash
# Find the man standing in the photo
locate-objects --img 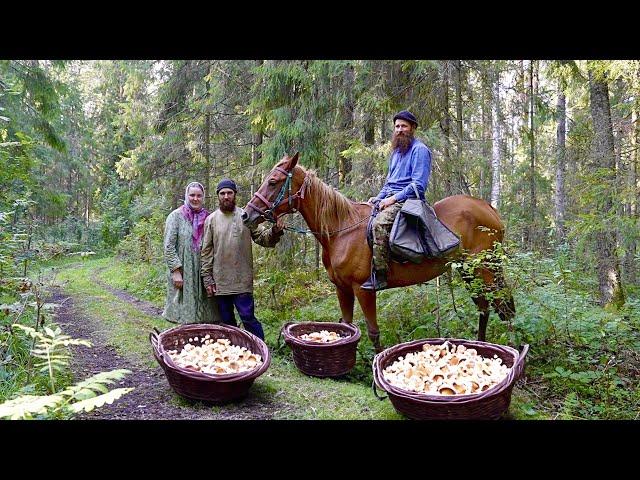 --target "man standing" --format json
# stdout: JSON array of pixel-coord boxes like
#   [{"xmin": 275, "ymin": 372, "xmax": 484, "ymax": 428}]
[
  {"xmin": 362, "ymin": 110, "xmax": 433, "ymax": 291},
  {"xmin": 200, "ymin": 179, "xmax": 284, "ymax": 340}
]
